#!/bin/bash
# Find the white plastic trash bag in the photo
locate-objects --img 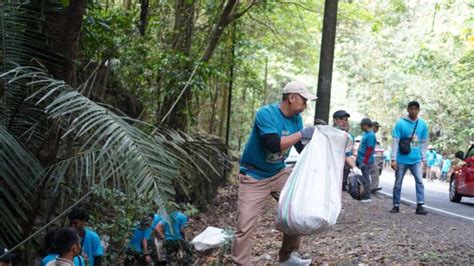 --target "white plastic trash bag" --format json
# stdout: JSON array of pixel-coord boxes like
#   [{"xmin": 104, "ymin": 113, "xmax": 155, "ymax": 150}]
[
  {"xmin": 191, "ymin": 226, "xmax": 226, "ymax": 251},
  {"xmin": 276, "ymin": 125, "xmax": 349, "ymax": 235}
]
